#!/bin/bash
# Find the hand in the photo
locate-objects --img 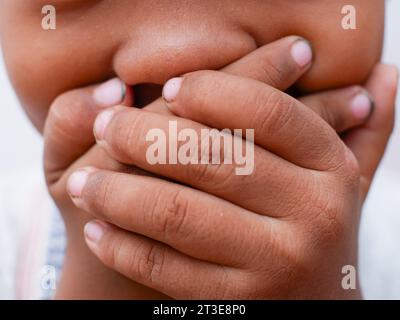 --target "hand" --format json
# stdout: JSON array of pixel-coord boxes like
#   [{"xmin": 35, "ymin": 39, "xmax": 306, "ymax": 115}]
[
  {"xmin": 64, "ymin": 47, "xmax": 398, "ymax": 298},
  {"xmin": 48, "ymin": 36, "xmax": 348, "ymax": 298}
]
